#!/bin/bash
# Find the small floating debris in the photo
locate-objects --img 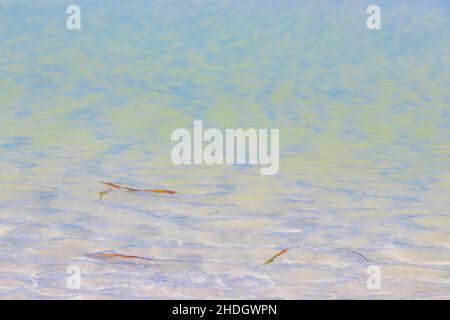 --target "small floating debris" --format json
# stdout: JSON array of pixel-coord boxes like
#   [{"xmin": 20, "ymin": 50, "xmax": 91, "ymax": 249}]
[
  {"xmin": 99, "ymin": 190, "xmax": 109, "ymax": 200},
  {"xmin": 262, "ymin": 248, "xmax": 289, "ymax": 265},
  {"xmin": 98, "ymin": 181, "xmax": 177, "ymax": 200},
  {"xmin": 347, "ymin": 249, "xmax": 370, "ymax": 262}
]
